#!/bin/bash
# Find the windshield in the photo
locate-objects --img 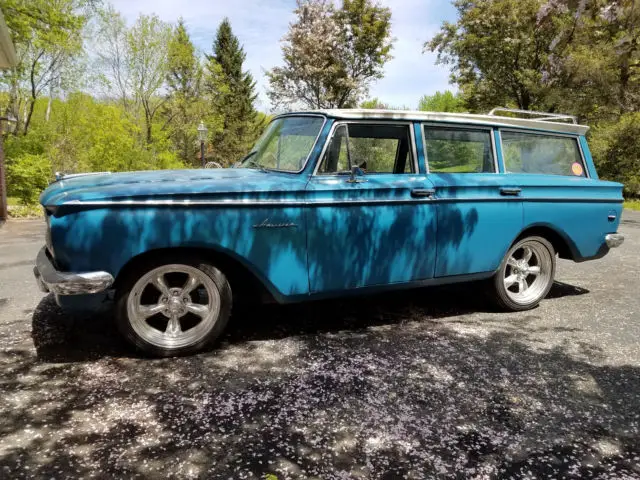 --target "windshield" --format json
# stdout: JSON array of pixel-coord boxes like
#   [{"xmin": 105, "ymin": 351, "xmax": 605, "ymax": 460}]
[{"xmin": 239, "ymin": 116, "xmax": 324, "ymax": 172}]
